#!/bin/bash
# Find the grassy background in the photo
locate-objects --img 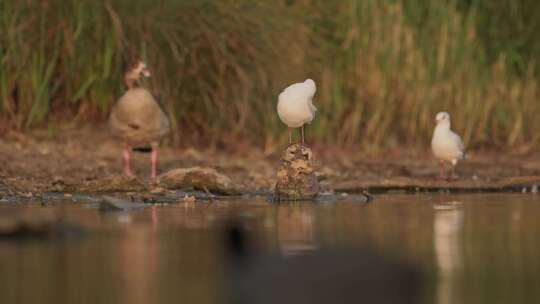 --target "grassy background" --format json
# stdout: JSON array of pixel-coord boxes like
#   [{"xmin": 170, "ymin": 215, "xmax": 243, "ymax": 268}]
[{"xmin": 1, "ymin": 0, "xmax": 539, "ymax": 150}]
